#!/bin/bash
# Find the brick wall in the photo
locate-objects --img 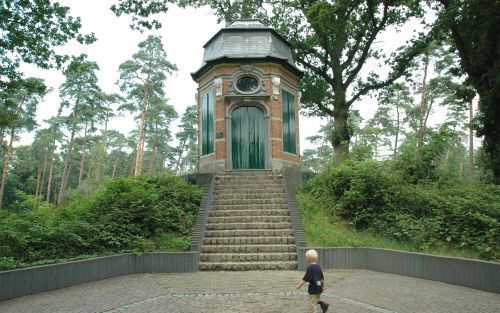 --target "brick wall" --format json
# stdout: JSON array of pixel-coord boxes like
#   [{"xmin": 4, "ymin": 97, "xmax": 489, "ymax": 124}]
[{"xmin": 197, "ymin": 63, "xmax": 301, "ymax": 172}]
